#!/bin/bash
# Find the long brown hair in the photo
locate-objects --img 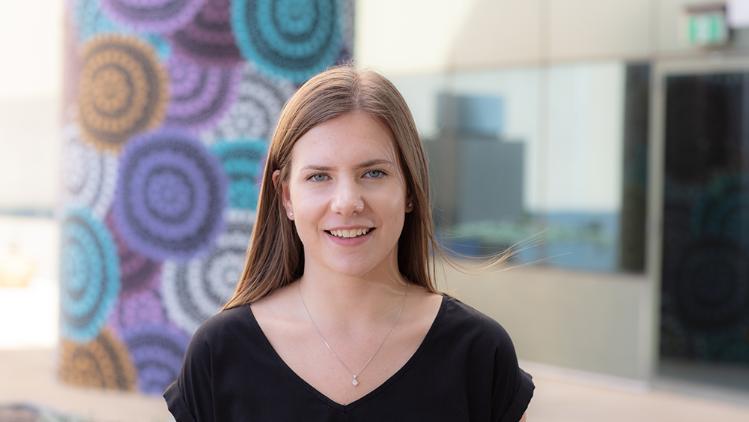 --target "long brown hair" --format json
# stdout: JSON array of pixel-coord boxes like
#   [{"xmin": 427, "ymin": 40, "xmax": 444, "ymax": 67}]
[{"xmin": 223, "ymin": 66, "xmax": 440, "ymax": 309}]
